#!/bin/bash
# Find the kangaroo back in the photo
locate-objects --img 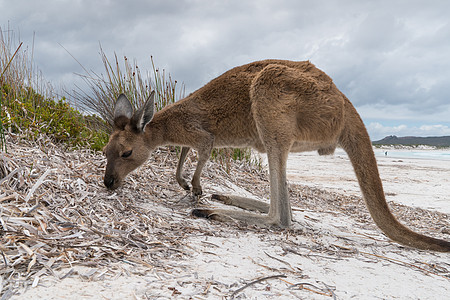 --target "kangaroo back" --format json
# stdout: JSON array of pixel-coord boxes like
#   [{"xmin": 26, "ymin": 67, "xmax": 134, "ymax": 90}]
[{"xmin": 339, "ymin": 99, "xmax": 450, "ymax": 251}]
